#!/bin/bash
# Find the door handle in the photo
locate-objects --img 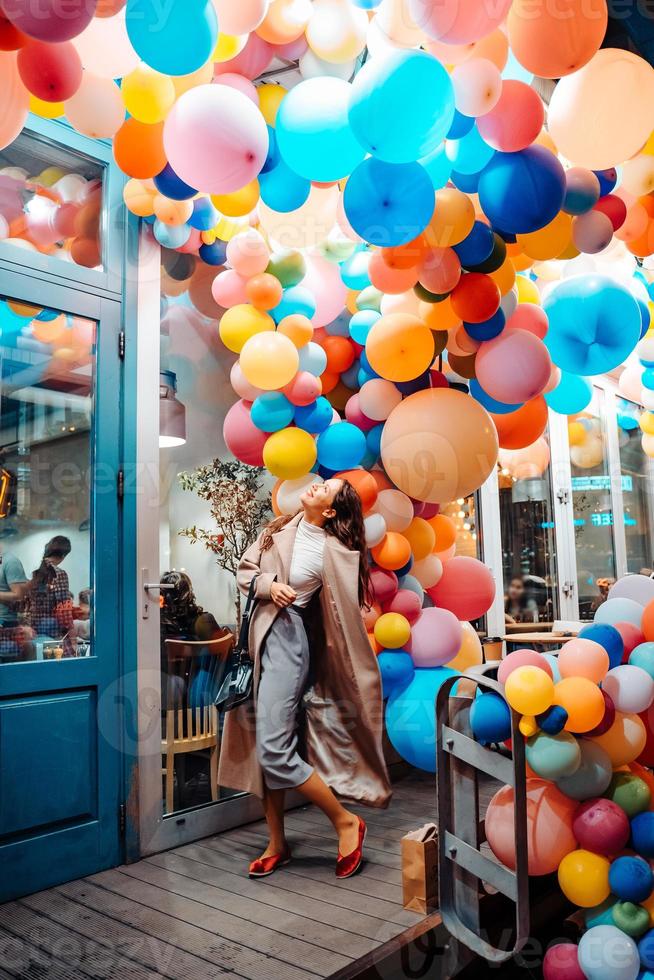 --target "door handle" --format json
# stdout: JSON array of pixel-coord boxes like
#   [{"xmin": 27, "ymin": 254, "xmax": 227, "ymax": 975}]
[
  {"xmin": 141, "ymin": 568, "xmax": 173, "ymax": 619},
  {"xmin": 143, "ymin": 583, "xmax": 174, "ymax": 591}
]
